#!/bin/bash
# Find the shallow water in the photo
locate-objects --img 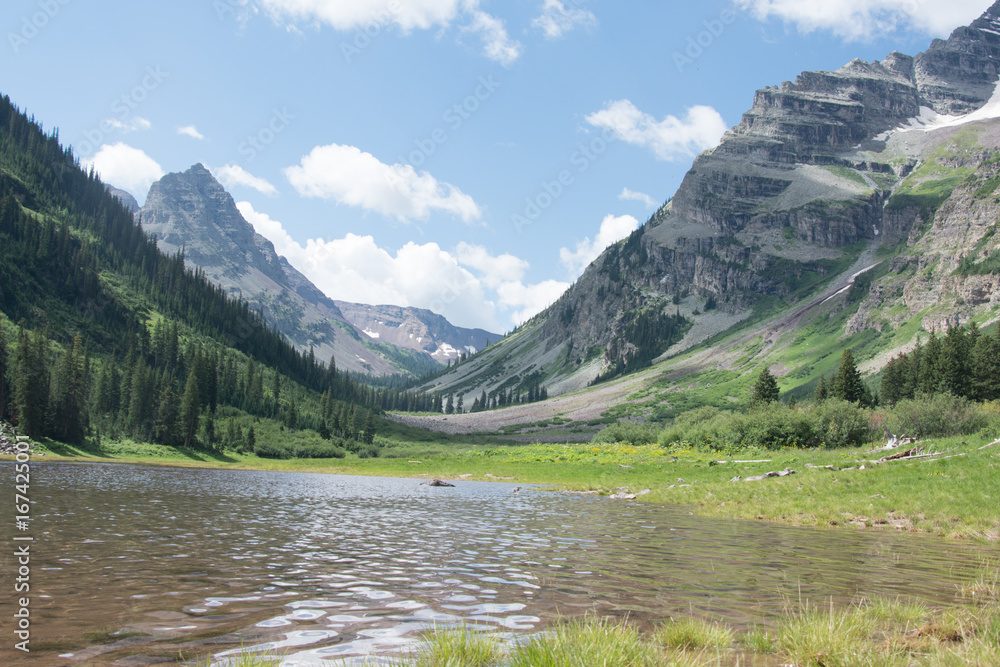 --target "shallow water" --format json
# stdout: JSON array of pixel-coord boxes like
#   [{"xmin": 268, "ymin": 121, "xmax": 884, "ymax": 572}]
[{"xmin": 0, "ymin": 462, "xmax": 993, "ymax": 665}]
